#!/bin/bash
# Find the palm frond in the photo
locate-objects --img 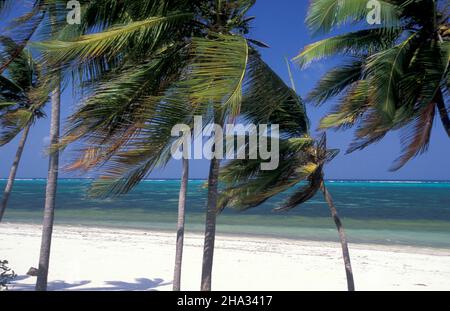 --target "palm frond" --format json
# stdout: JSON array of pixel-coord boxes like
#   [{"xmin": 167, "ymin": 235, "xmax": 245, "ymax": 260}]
[
  {"xmin": 0, "ymin": 1, "xmax": 44, "ymax": 74},
  {"xmin": 389, "ymin": 41, "xmax": 450, "ymax": 170},
  {"xmin": 219, "ymin": 137, "xmax": 316, "ymax": 212},
  {"xmin": 242, "ymin": 52, "xmax": 309, "ymax": 137},
  {"xmin": 307, "ymin": 59, "xmax": 364, "ymax": 106},
  {"xmin": 390, "ymin": 100, "xmax": 435, "ymax": 171},
  {"xmin": 37, "ymin": 13, "xmax": 192, "ymax": 65},
  {"xmin": 319, "ymin": 80, "xmax": 371, "ymax": 130},
  {"xmin": 346, "ymin": 109, "xmax": 390, "ymax": 153},
  {"xmin": 306, "ymin": 0, "xmax": 401, "ymax": 36},
  {"xmin": 275, "ymin": 166, "xmax": 323, "ymax": 211},
  {"xmin": 293, "ymin": 28, "xmax": 399, "ymax": 68},
  {"xmin": 364, "ymin": 32, "xmax": 419, "ymax": 121},
  {"xmin": 0, "ymin": 108, "xmax": 33, "ymax": 146},
  {"xmin": 181, "ymin": 34, "xmax": 249, "ymax": 121},
  {"xmin": 0, "ymin": 74, "xmax": 25, "ymax": 99},
  {"xmin": 0, "ymin": 37, "xmax": 37, "ymax": 91},
  {"xmin": 59, "ymin": 56, "xmax": 174, "ymax": 151}
]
